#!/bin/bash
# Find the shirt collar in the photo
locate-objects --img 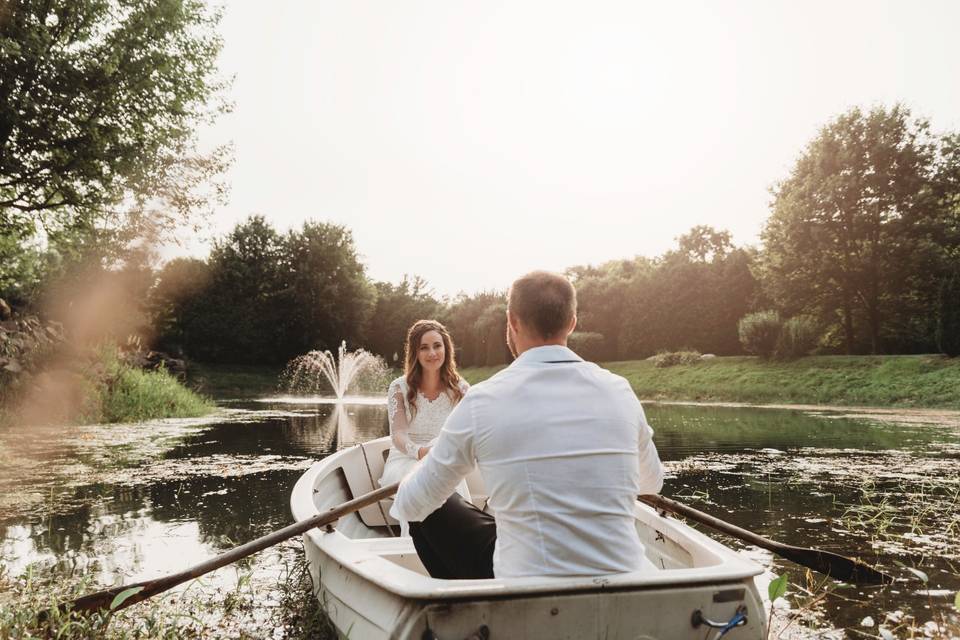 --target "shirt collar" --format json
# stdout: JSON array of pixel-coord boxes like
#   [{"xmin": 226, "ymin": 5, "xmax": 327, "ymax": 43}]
[{"xmin": 512, "ymin": 344, "xmax": 583, "ymax": 365}]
